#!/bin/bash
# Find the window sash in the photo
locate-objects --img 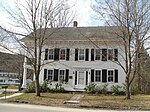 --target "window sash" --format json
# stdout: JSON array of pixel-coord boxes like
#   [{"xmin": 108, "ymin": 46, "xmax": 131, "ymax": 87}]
[
  {"xmin": 79, "ymin": 49, "xmax": 84, "ymax": 60},
  {"xmin": 95, "ymin": 49, "xmax": 101, "ymax": 60},
  {"xmin": 48, "ymin": 70, "xmax": 53, "ymax": 80},
  {"xmin": 49, "ymin": 49, "xmax": 54, "ymax": 60},
  {"xmin": 59, "ymin": 70, "xmax": 65, "ymax": 81},
  {"xmin": 60, "ymin": 49, "xmax": 66, "ymax": 60},
  {"xmin": 108, "ymin": 49, "xmax": 113, "ymax": 60},
  {"xmin": 108, "ymin": 70, "xmax": 113, "ymax": 82},
  {"xmin": 95, "ymin": 70, "xmax": 101, "ymax": 82}
]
